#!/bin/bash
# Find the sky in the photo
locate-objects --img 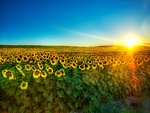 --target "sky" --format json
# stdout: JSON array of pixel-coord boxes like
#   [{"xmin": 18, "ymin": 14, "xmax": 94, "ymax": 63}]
[{"xmin": 0, "ymin": 0, "xmax": 150, "ymax": 46}]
